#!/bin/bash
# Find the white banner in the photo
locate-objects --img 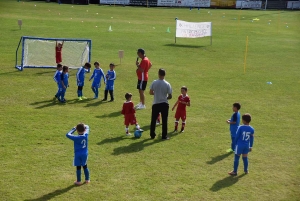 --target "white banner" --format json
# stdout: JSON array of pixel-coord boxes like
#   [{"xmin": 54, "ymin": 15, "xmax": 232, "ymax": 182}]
[
  {"xmin": 100, "ymin": 0, "xmax": 129, "ymax": 4},
  {"xmin": 157, "ymin": 0, "xmax": 210, "ymax": 7},
  {"xmin": 176, "ymin": 20, "xmax": 212, "ymax": 38},
  {"xmin": 287, "ymin": 1, "xmax": 300, "ymax": 9},
  {"xmin": 236, "ymin": 1, "xmax": 262, "ymax": 9}
]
